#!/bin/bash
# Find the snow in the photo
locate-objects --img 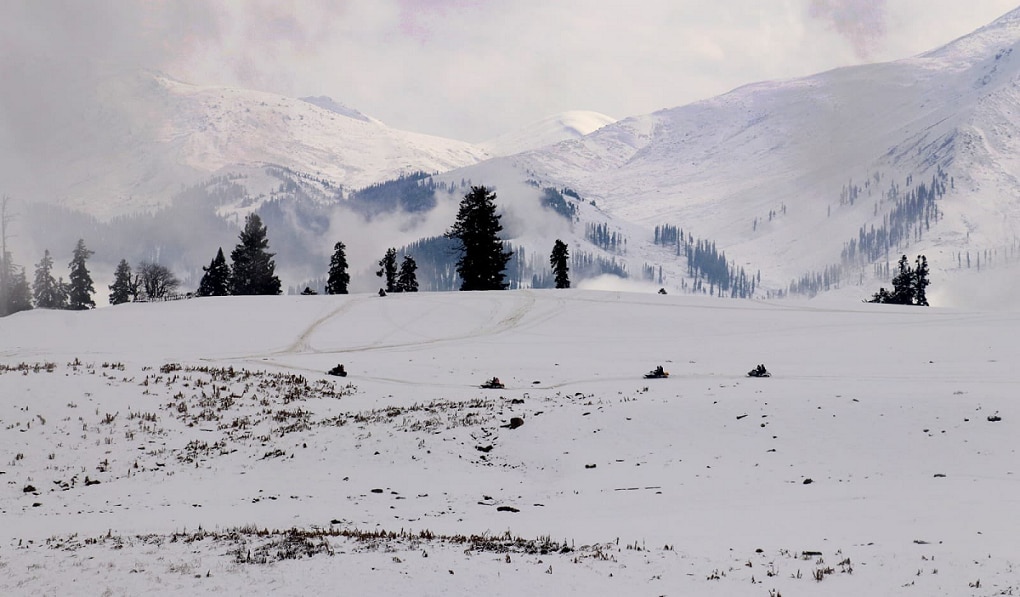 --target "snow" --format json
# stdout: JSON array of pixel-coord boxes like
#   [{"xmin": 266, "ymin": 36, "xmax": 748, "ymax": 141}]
[
  {"xmin": 42, "ymin": 72, "xmax": 492, "ymax": 219},
  {"xmin": 480, "ymin": 111, "xmax": 617, "ymax": 157},
  {"xmin": 1, "ymin": 290, "xmax": 1018, "ymax": 595}
]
